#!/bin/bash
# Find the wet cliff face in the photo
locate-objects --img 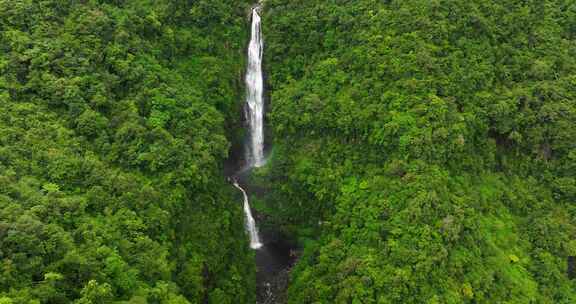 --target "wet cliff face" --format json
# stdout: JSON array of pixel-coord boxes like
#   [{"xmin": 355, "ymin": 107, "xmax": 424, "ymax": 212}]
[
  {"xmin": 256, "ymin": 245, "xmax": 294, "ymax": 304},
  {"xmin": 230, "ymin": 164, "xmax": 296, "ymax": 304},
  {"xmin": 254, "ymin": 197, "xmax": 297, "ymax": 304},
  {"xmin": 229, "ymin": 5, "xmax": 297, "ymax": 303}
]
